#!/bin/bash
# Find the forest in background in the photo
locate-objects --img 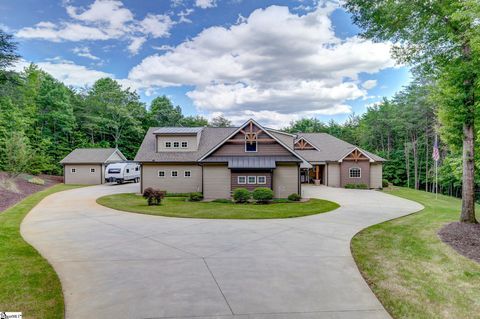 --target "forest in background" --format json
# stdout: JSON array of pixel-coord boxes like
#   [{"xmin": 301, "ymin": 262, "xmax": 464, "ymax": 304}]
[{"xmin": 0, "ymin": 29, "xmax": 476, "ymax": 199}]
